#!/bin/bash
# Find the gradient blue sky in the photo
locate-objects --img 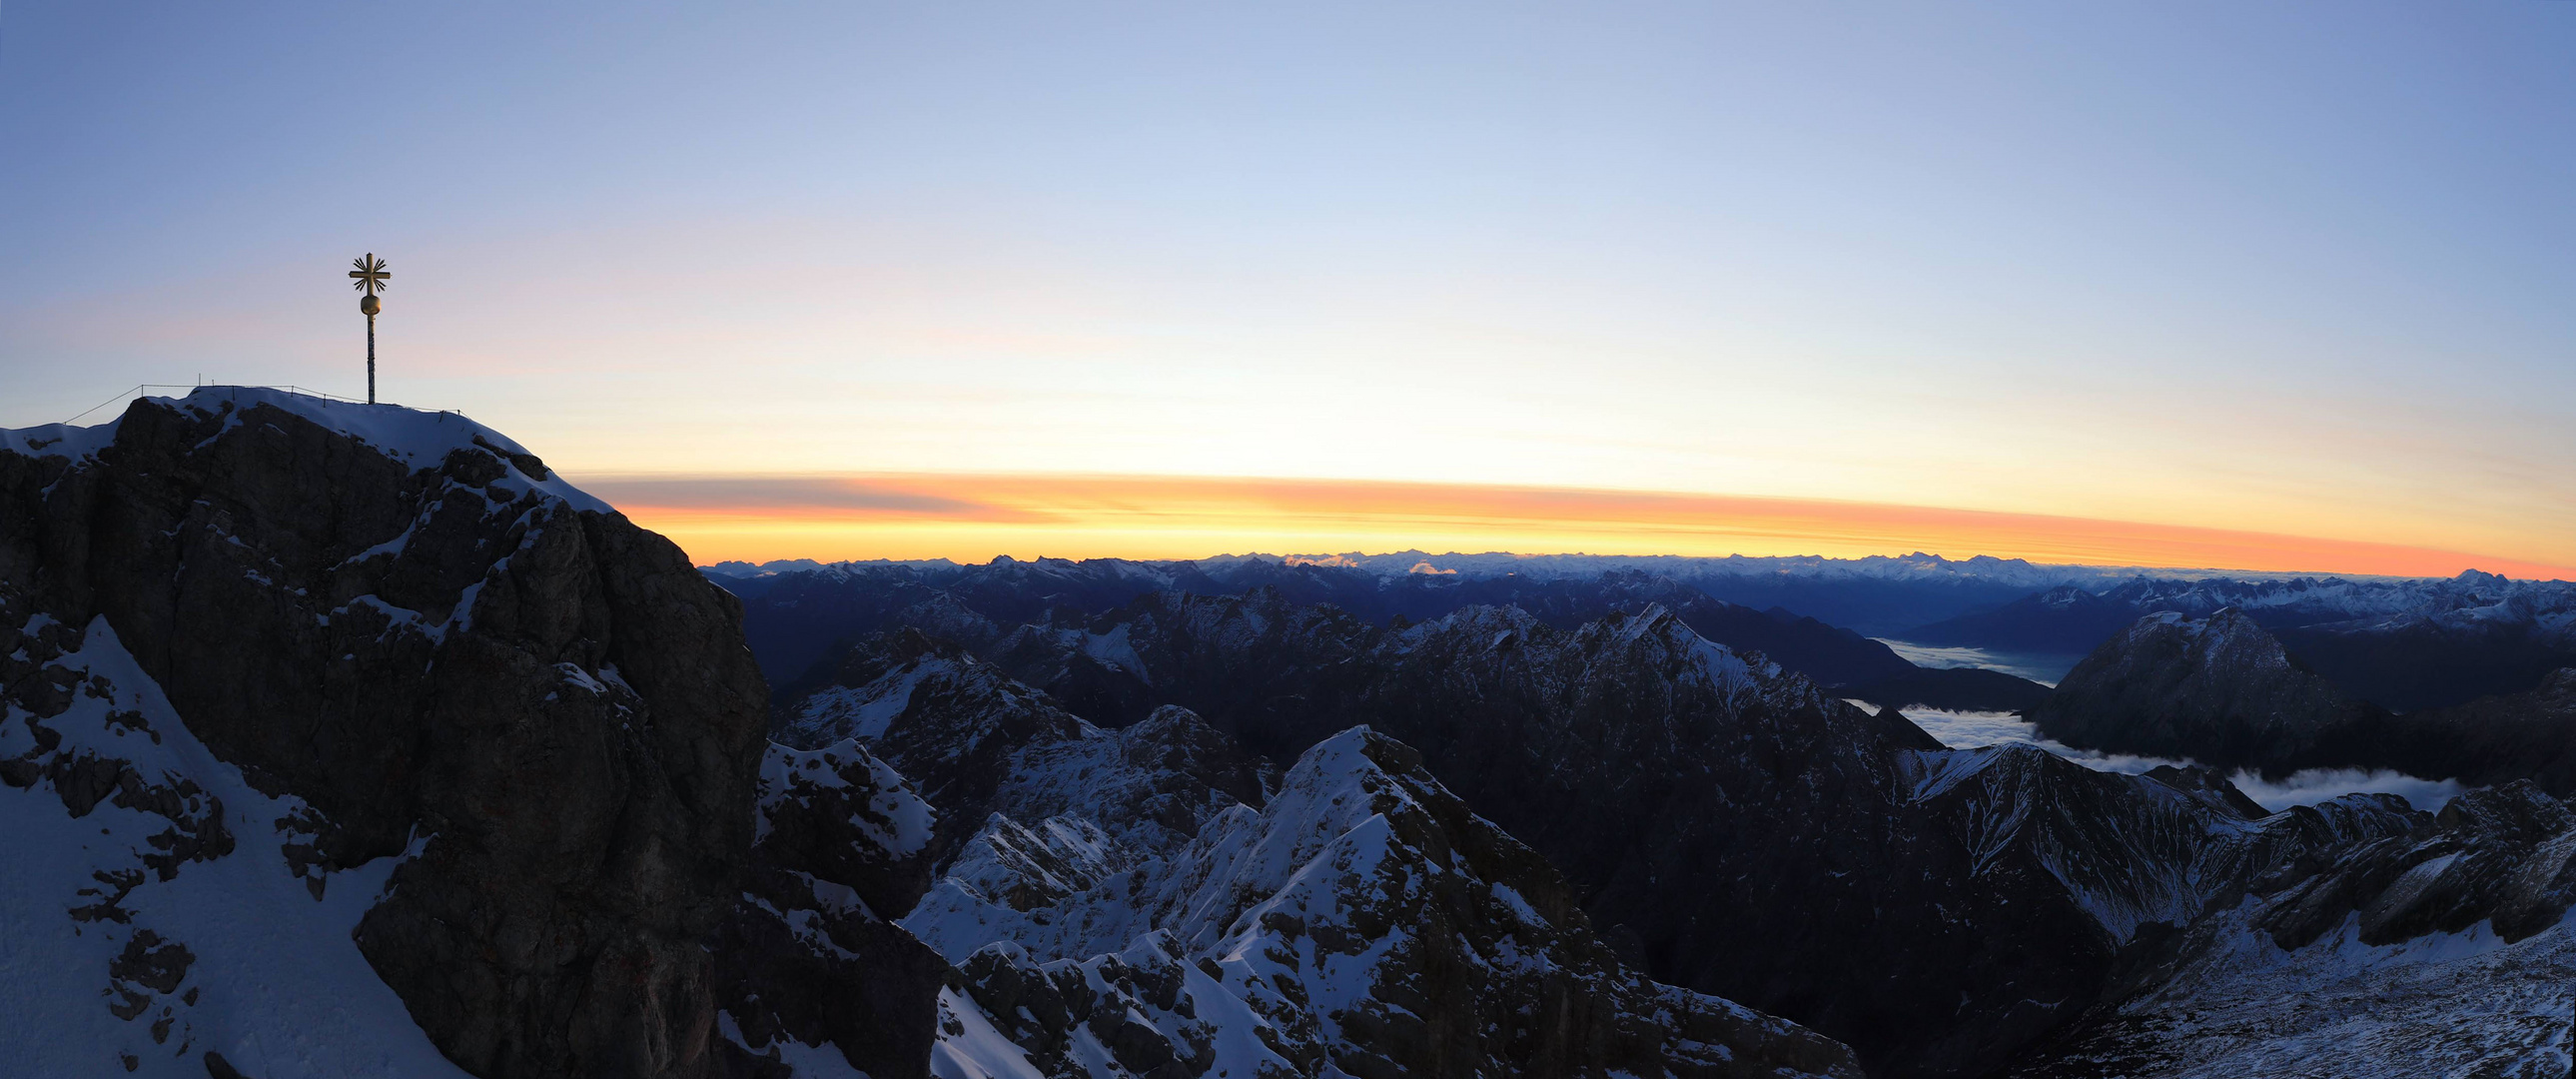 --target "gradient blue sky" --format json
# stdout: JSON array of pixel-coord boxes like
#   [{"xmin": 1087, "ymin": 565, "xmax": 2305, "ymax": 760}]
[{"xmin": 5, "ymin": 3, "xmax": 2573, "ymax": 569}]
